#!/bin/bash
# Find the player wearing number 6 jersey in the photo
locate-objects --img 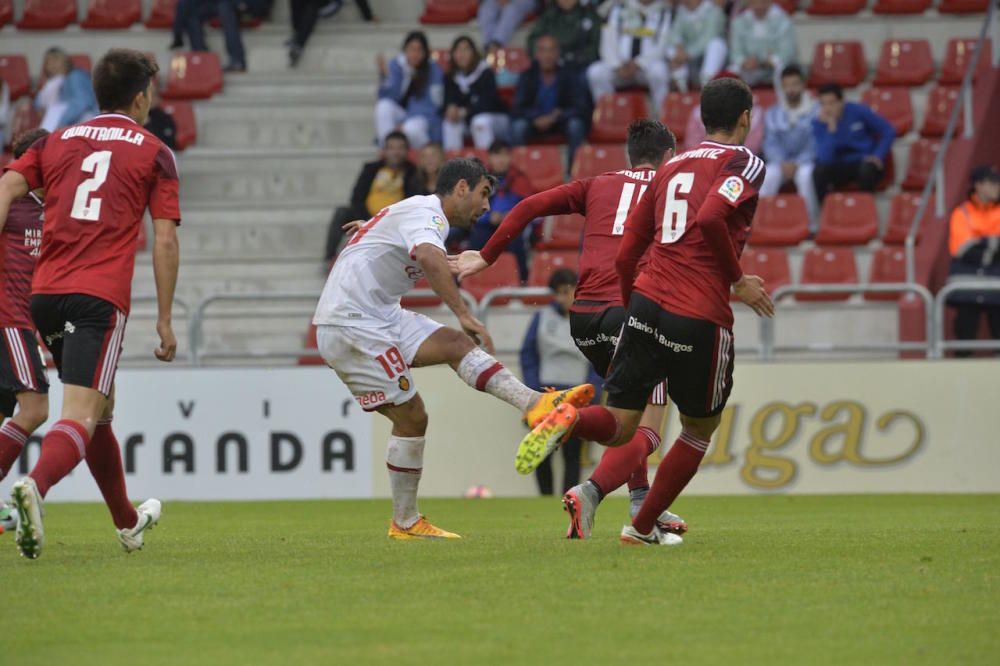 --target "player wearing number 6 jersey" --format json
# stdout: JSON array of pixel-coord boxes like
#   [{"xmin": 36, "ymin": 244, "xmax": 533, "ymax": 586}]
[
  {"xmin": 450, "ymin": 120, "xmax": 688, "ymax": 540},
  {"xmin": 519, "ymin": 77, "xmax": 776, "ymax": 546},
  {"xmin": 313, "ymin": 158, "xmax": 593, "ymax": 540},
  {"xmin": 0, "ymin": 49, "xmax": 180, "ymax": 559}
]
